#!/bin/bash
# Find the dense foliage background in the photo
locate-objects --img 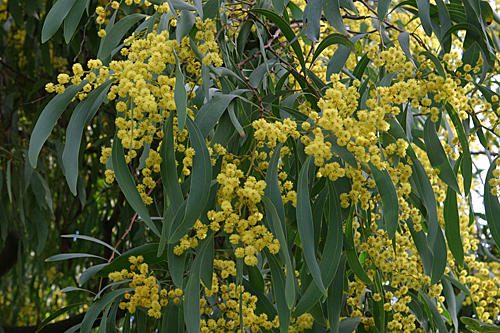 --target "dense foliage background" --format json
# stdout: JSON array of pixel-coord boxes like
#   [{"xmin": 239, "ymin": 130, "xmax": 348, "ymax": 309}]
[{"xmin": 3, "ymin": 0, "xmax": 500, "ymax": 332}]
